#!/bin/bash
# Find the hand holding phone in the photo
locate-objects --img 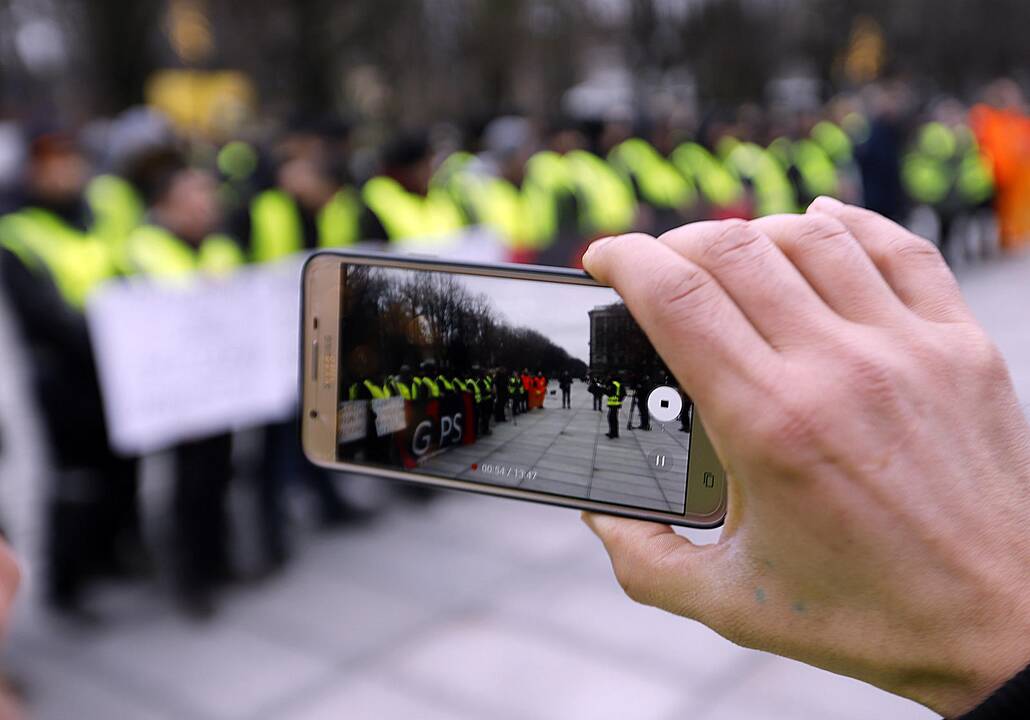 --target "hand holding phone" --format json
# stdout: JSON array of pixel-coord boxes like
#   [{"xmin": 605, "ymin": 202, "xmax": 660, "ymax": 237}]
[
  {"xmin": 302, "ymin": 252, "xmax": 727, "ymax": 527},
  {"xmin": 582, "ymin": 200, "xmax": 1030, "ymax": 718}
]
